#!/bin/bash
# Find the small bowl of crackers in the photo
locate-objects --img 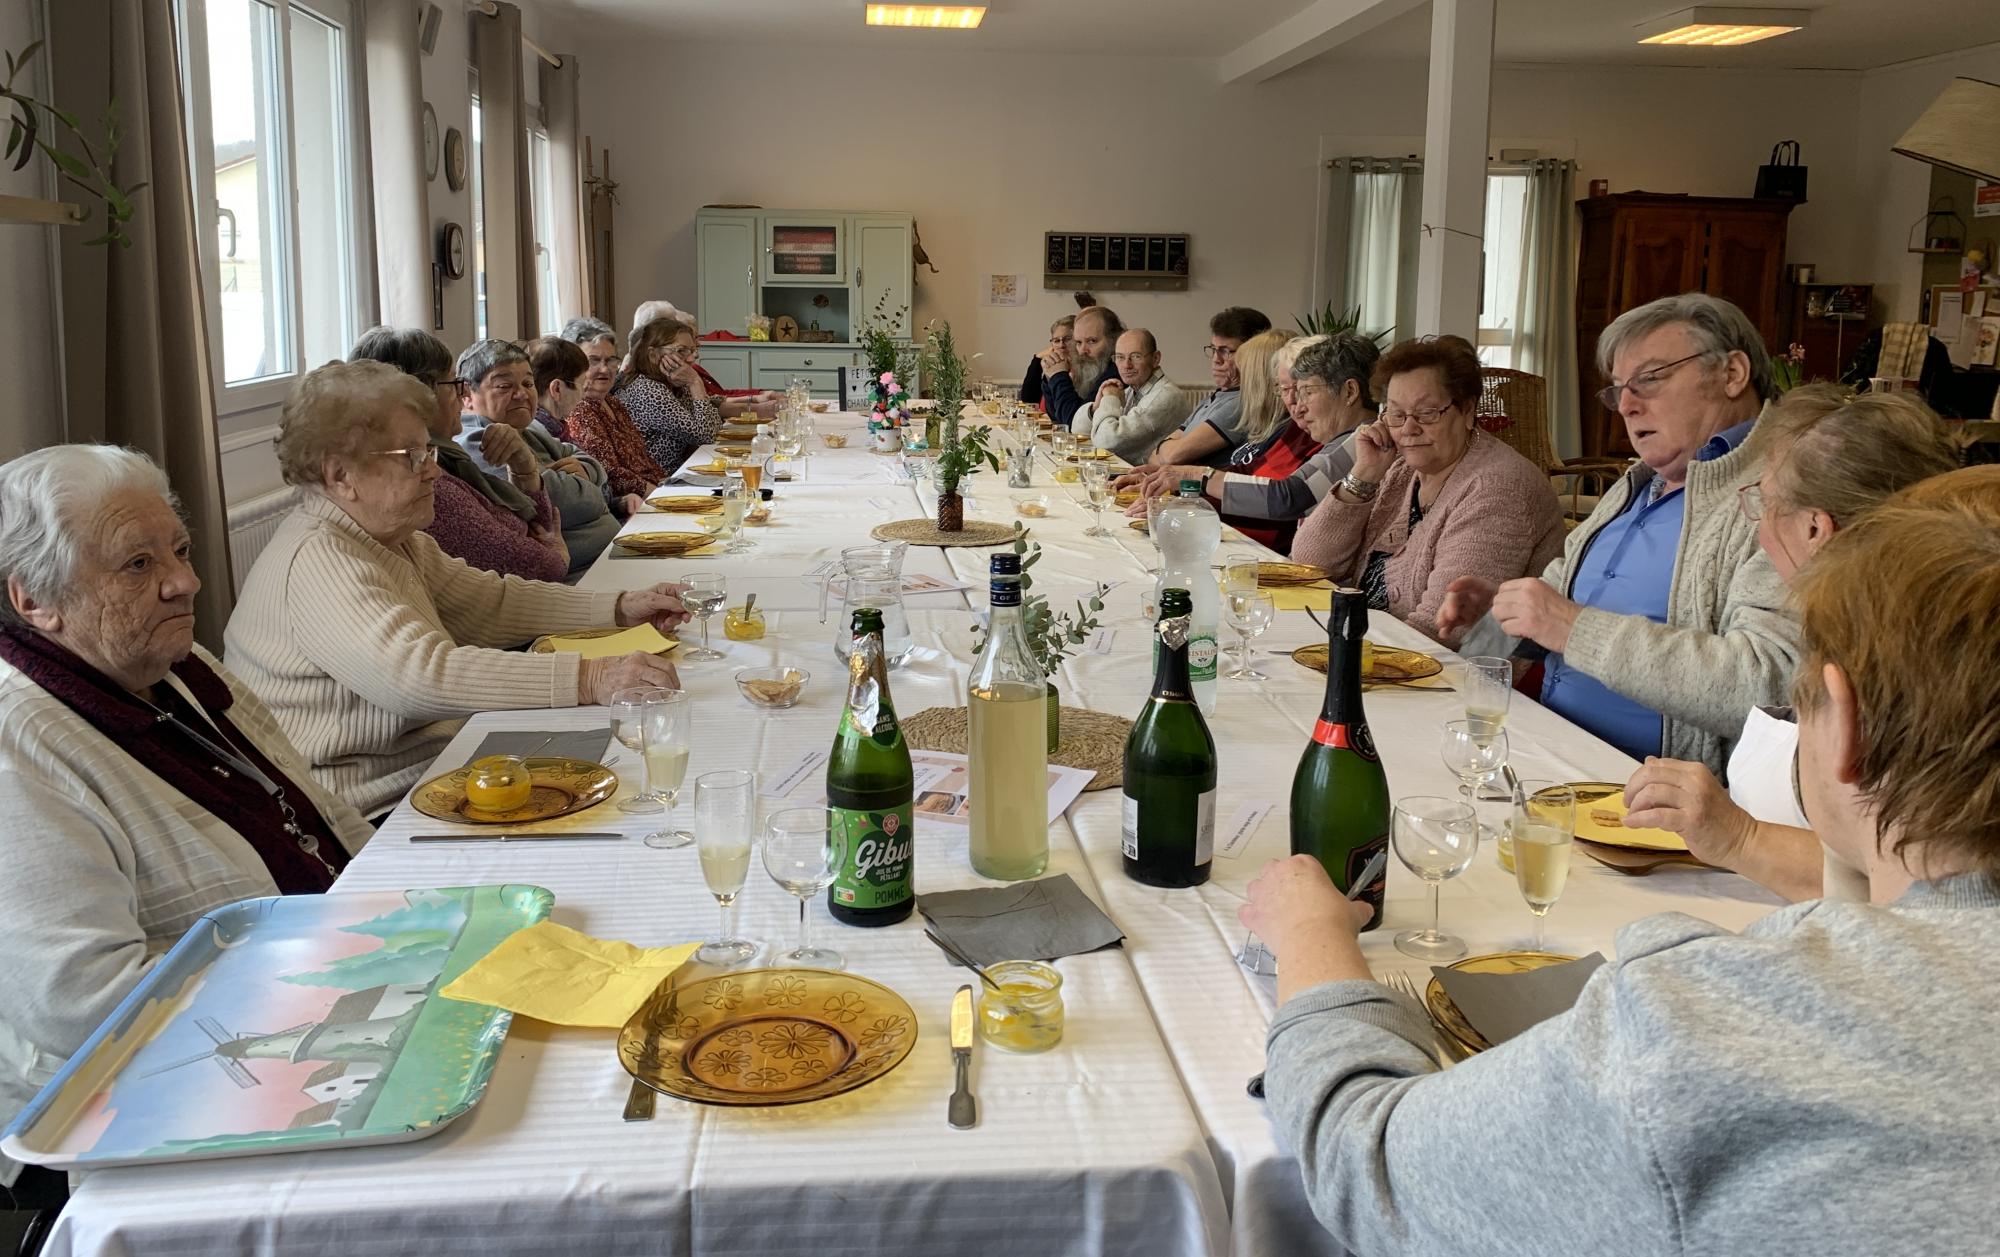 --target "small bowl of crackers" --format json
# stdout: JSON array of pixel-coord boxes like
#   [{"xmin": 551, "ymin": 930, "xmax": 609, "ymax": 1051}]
[
  {"xmin": 822, "ymin": 433, "xmax": 849, "ymax": 449},
  {"xmin": 735, "ymin": 666, "xmax": 809, "ymax": 709},
  {"xmin": 1014, "ymin": 494, "xmax": 1053, "ymax": 519}
]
